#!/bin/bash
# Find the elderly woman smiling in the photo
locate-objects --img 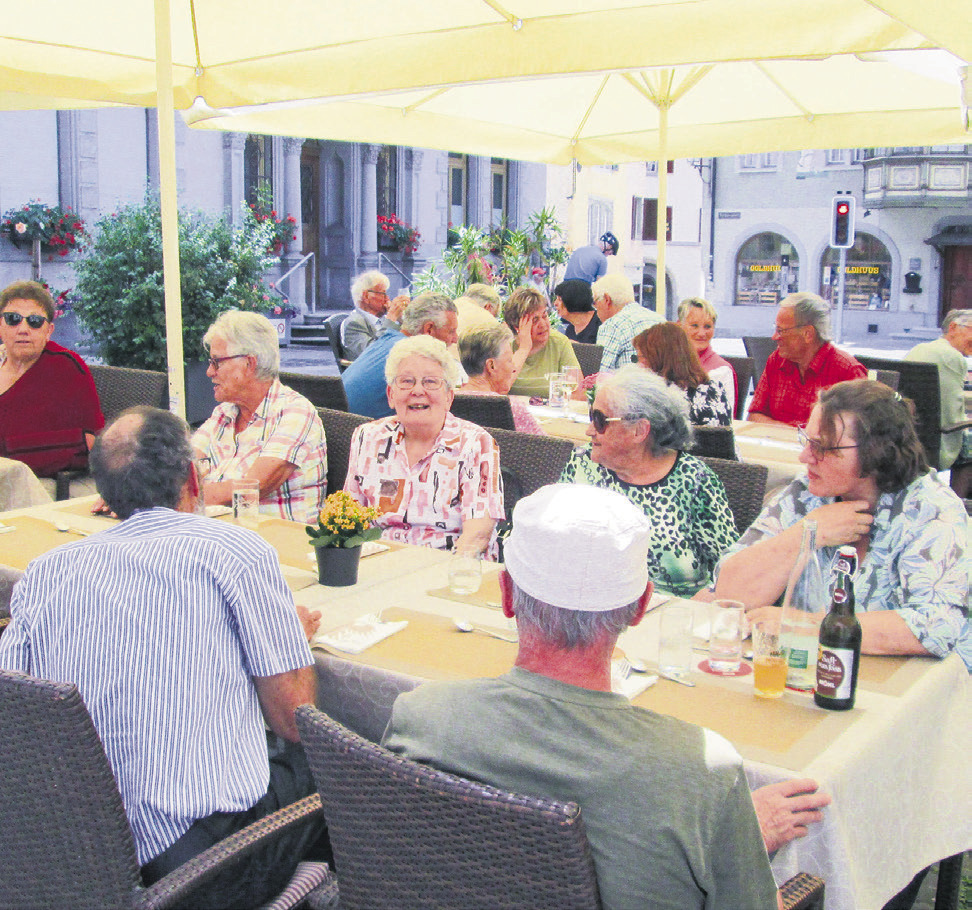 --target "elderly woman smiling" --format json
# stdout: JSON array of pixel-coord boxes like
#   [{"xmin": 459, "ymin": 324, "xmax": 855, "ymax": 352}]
[
  {"xmin": 459, "ymin": 323, "xmax": 545, "ymax": 435},
  {"xmin": 677, "ymin": 297, "xmax": 737, "ymax": 413},
  {"xmin": 344, "ymin": 335, "xmax": 504, "ymax": 557},
  {"xmin": 715, "ymin": 380, "xmax": 970, "ymax": 668},
  {"xmin": 559, "ymin": 366, "xmax": 737, "ymax": 596},
  {"xmin": 192, "ymin": 310, "xmax": 327, "ymax": 523}
]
